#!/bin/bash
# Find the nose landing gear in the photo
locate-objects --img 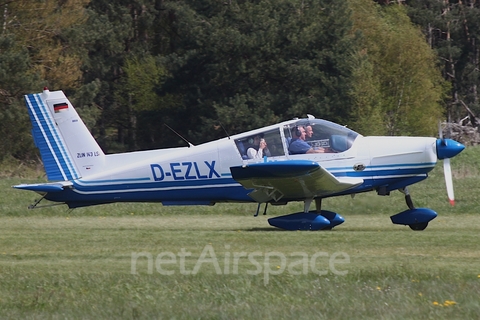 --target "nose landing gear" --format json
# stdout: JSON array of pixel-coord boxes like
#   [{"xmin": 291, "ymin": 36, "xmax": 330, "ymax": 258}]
[{"xmin": 390, "ymin": 188, "xmax": 436, "ymax": 231}]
